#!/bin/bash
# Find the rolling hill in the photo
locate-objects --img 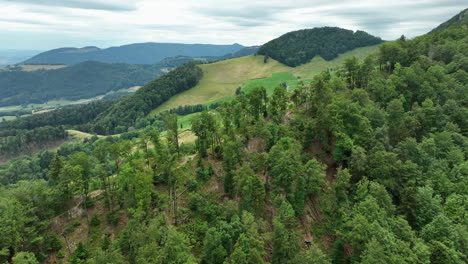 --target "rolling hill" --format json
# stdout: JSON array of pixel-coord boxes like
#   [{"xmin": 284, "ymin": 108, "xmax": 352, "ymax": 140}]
[
  {"xmin": 0, "ymin": 61, "xmax": 164, "ymax": 107},
  {"xmin": 257, "ymin": 27, "xmax": 383, "ymax": 67},
  {"xmin": 22, "ymin": 42, "xmax": 246, "ymax": 65},
  {"xmin": 152, "ymin": 44, "xmax": 381, "ymax": 114},
  {"xmin": 1, "ymin": 11, "xmax": 467, "ymax": 264}
]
